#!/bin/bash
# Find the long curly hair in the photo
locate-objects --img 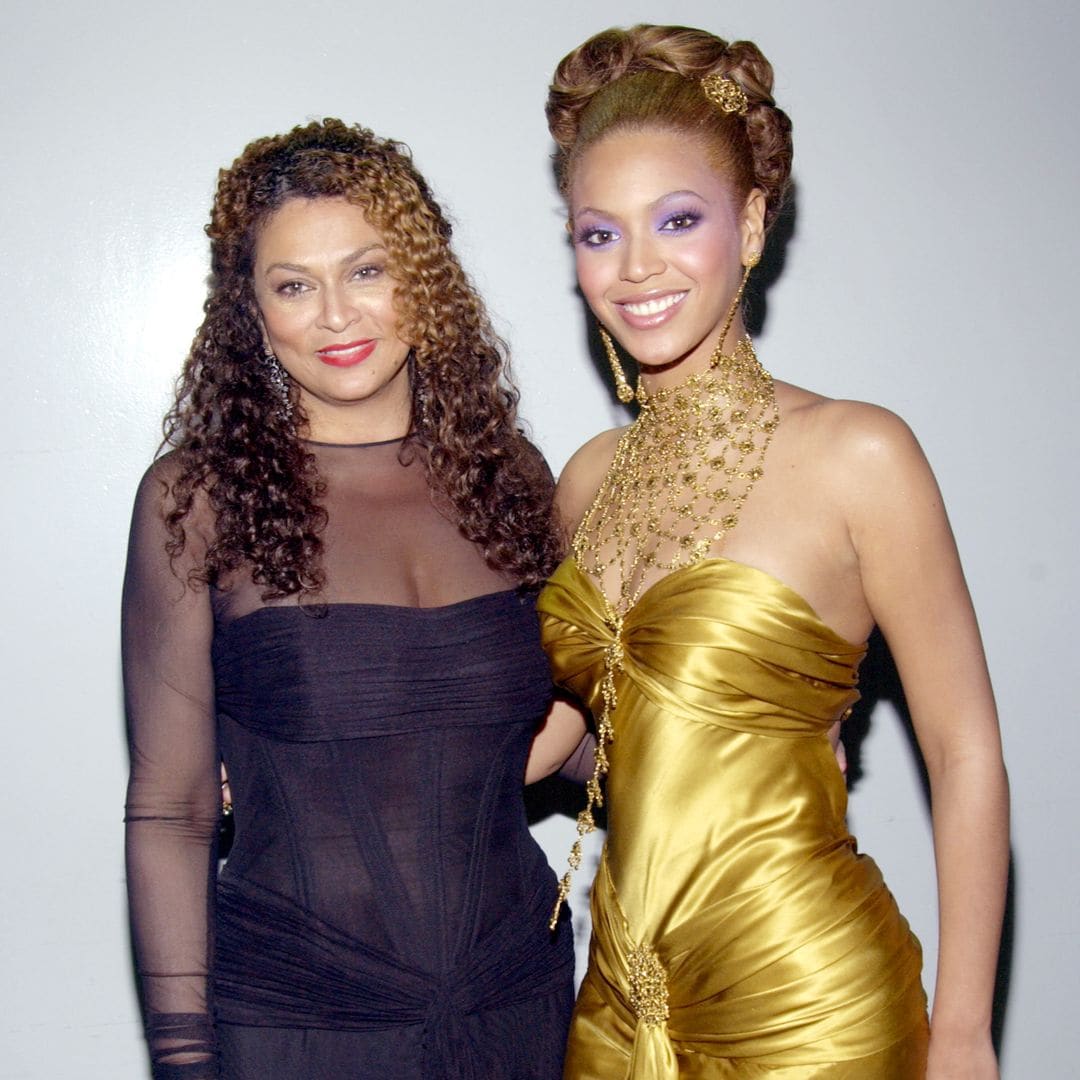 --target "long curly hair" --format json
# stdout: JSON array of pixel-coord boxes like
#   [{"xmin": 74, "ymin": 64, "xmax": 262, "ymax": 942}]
[
  {"xmin": 547, "ymin": 25, "xmax": 793, "ymax": 230},
  {"xmin": 163, "ymin": 118, "xmax": 560, "ymax": 596}
]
